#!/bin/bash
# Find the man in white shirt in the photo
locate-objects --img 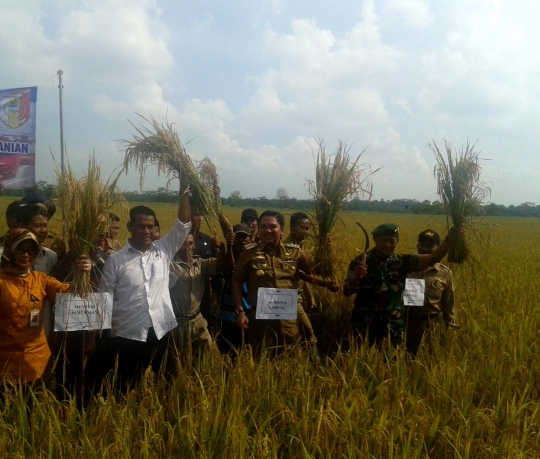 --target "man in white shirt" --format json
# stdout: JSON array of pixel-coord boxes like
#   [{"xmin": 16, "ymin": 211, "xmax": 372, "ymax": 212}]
[{"xmin": 99, "ymin": 192, "xmax": 191, "ymax": 387}]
